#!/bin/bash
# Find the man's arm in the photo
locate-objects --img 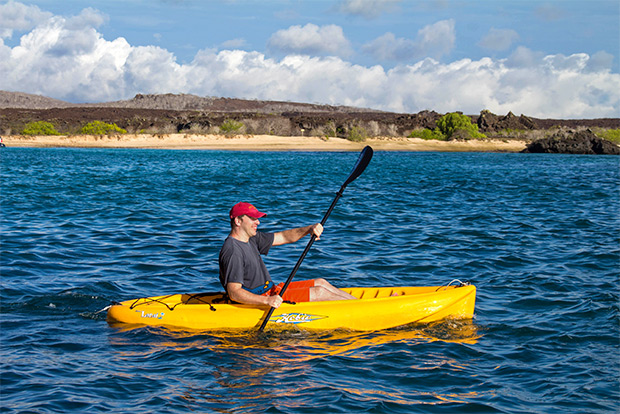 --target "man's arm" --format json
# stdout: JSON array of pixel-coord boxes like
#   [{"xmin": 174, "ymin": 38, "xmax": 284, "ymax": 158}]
[
  {"xmin": 227, "ymin": 282, "xmax": 283, "ymax": 308},
  {"xmin": 273, "ymin": 223, "xmax": 323, "ymax": 246}
]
